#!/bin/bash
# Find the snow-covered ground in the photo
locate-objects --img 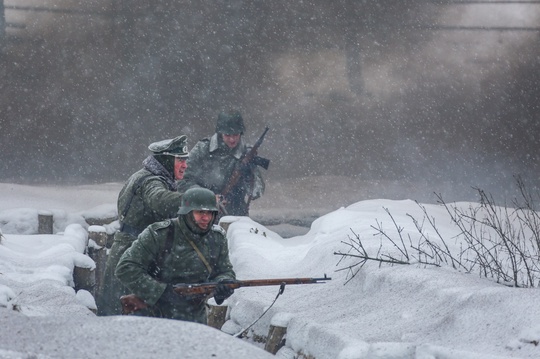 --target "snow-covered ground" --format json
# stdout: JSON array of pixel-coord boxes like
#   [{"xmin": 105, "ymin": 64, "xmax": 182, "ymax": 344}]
[{"xmin": 1, "ymin": 179, "xmax": 540, "ymax": 359}]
